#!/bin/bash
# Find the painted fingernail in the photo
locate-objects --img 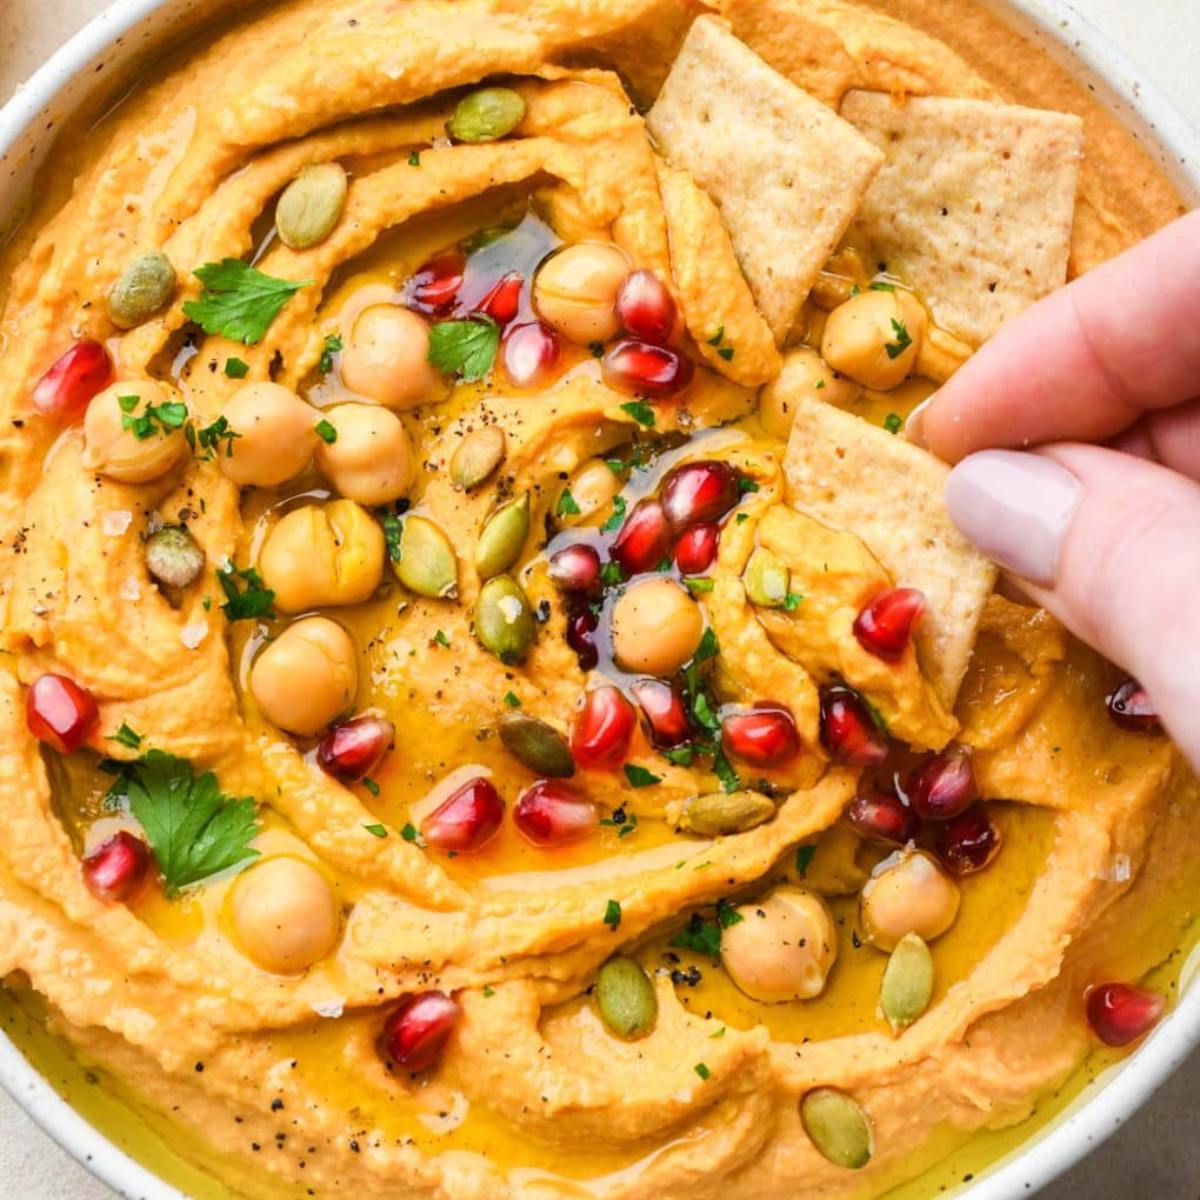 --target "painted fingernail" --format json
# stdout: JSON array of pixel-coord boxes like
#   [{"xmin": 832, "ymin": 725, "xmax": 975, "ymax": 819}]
[
  {"xmin": 905, "ymin": 396, "xmax": 933, "ymax": 448},
  {"xmin": 945, "ymin": 450, "xmax": 1081, "ymax": 586}
]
